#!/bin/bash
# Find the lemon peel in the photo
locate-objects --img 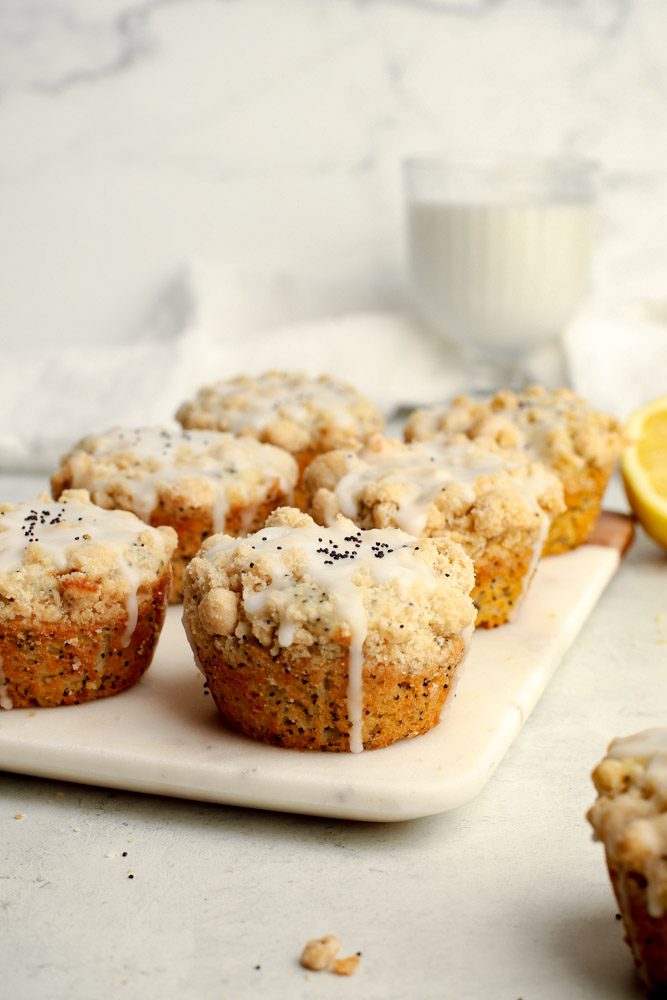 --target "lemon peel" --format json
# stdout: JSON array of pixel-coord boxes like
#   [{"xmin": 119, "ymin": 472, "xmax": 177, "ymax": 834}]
[{"xmin": 621, "ymin": 395, "xmax": 667, "ymax": 551}]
